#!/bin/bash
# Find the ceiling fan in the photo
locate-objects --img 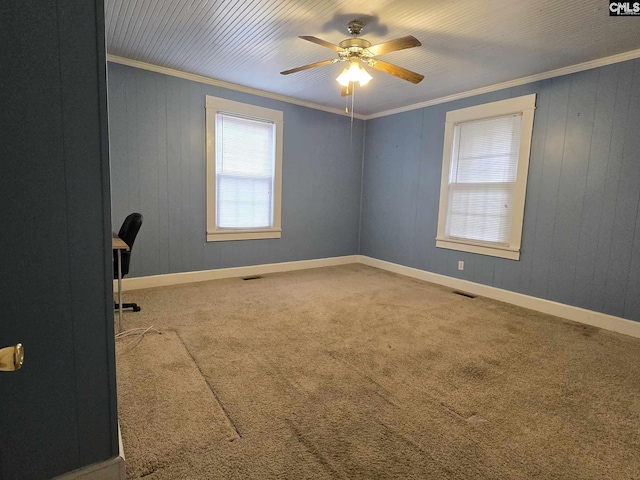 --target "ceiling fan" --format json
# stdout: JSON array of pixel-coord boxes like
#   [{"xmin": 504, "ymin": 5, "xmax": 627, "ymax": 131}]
[{"xmin": 281, "ymin": 20, "xmax": 424, "ymax": 96}]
